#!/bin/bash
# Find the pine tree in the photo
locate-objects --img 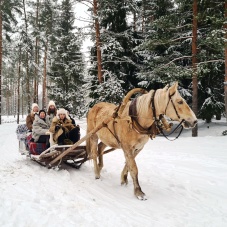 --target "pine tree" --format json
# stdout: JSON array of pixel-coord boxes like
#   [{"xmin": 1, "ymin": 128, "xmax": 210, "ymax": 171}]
[
  {"xmin": 87, "ymin": 0, "xmax": 143, "ymax": 106},
  {"xmin": 0, "ymin": 0, "xmax": 22, "ymax": 124},
  {"xmin": 48, "ymin": 0, "xmax": 85, "ymax": 116},
  {"xmin": 195, "ymin": 0, "xmax": 225, "ymax": 121}
]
